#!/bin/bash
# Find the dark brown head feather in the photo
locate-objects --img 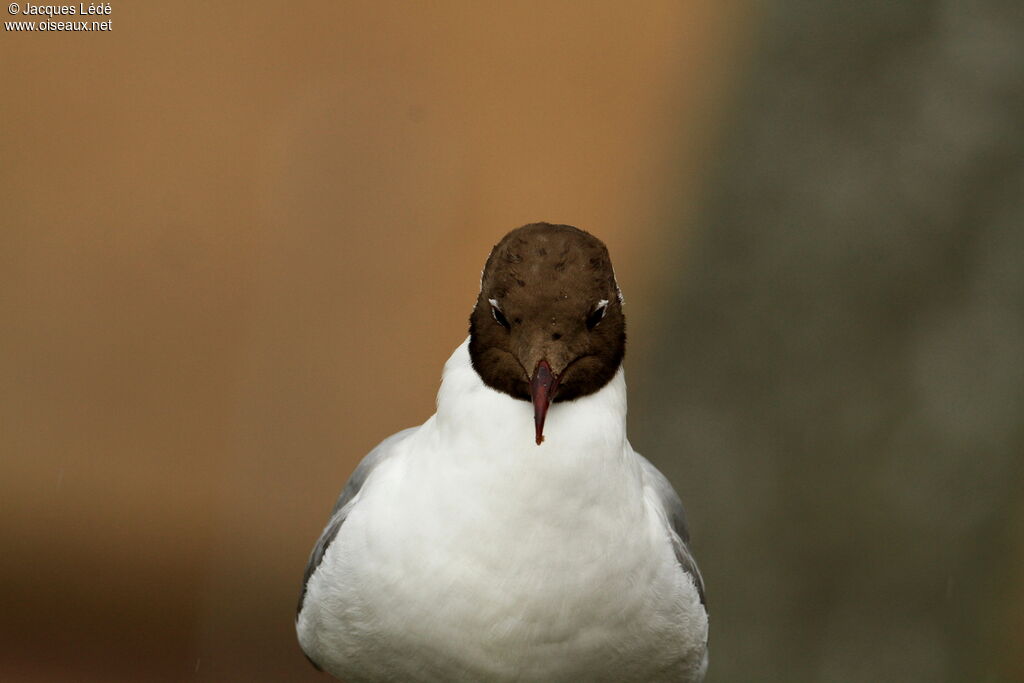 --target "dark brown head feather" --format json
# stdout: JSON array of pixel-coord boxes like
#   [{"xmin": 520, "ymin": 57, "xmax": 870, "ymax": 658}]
[{"xmin": 469, "ymin": 223, "xmax": 625, "ymax": 403}]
